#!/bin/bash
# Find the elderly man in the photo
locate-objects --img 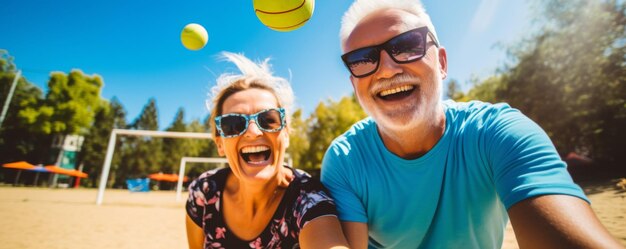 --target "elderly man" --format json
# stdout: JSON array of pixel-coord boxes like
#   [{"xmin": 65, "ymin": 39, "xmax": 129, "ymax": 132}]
[{"xmin": 321, "ymin": 0, "xmax": 623, "ymax": 248}]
